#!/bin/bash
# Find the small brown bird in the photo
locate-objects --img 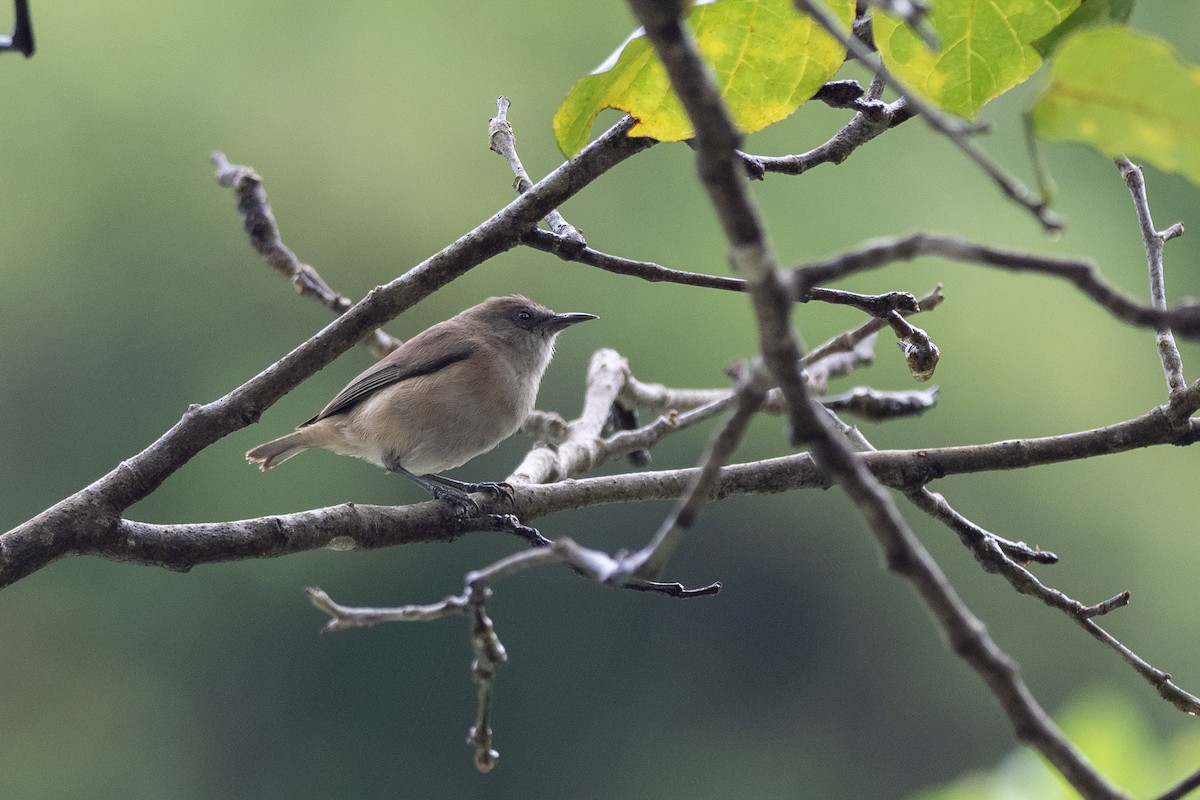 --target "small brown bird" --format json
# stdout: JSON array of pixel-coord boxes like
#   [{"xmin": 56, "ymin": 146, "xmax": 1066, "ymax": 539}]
[{"xmin": 246, "ymin": 295, "xmax": 596, "ymax": 504}]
